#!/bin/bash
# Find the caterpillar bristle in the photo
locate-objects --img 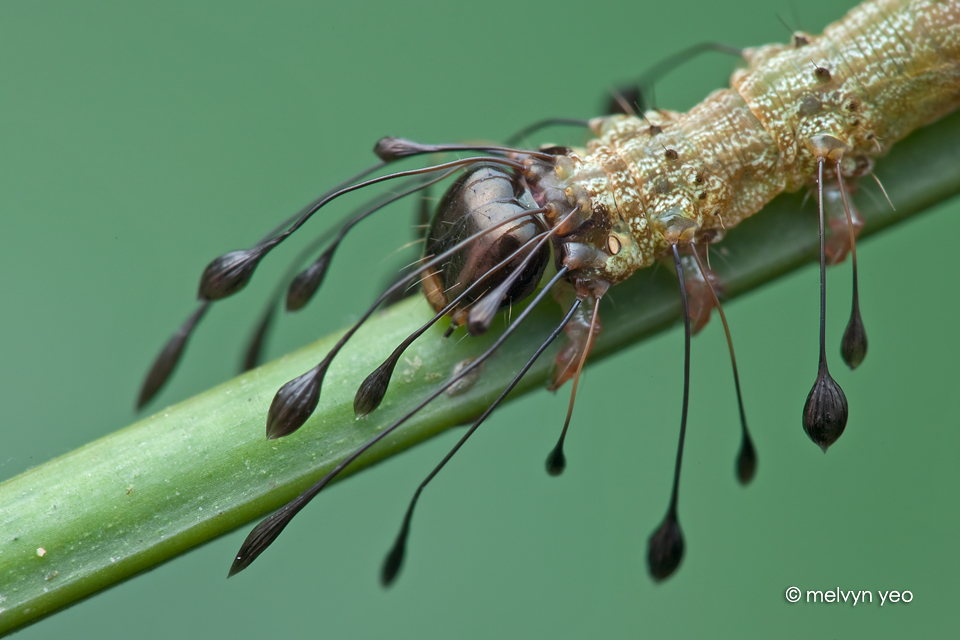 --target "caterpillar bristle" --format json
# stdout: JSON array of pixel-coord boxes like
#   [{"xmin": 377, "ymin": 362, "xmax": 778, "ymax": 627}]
[
  {"xmin": 381, "ymin": 301, "xmax": 581, "ymax": 587},
  {"xmin": 544, "ymin": 296, "xmax": 601, "ymax": 477},
  {"xmin": 688, "ymin": 247, "xmax": 758, "ymax": 485},
  {"xmin": 802, "ymin": 160, "xmax": 849, "ymax": 452},
  {"xmin": 646, "ymin": 244, "xmax": 694, "ymax": 582},
  {"xmin": 834, "ymin": 164, "xmax": 868, "ymax": 369}
]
